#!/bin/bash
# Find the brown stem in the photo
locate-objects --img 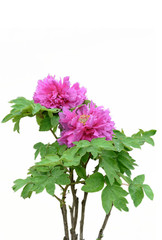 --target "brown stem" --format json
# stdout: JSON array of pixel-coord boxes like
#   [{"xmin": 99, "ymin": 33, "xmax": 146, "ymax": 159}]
[
  {"xmin": 60, "ymin": 185, "xmax": 70, "ymax": 240},
  {"xmin": 61, "ymin": 203, "xmax": 70, "ymax": 240},
  {"xmin": 80, "ymin": 192, "xmax": 88, "ymax": 240},
  {"xmin": 69, "ymin": 169, "xmax": 79, "ymax": 240},
  {"xmin": 54, "ymin": 194, "xmax": 62, "ymax": 202},
  {"xmin": 97, "ymin": 206, "xmax": 113, "ymax": 240}
]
